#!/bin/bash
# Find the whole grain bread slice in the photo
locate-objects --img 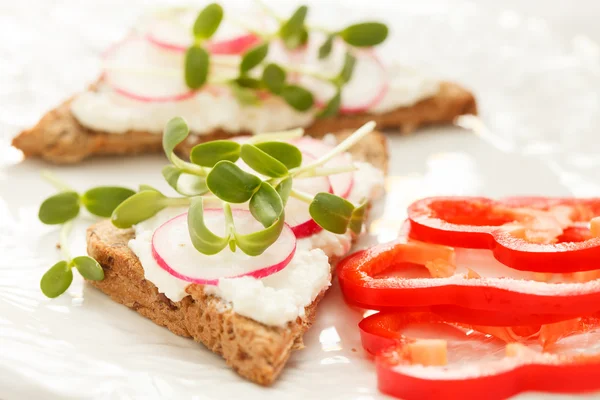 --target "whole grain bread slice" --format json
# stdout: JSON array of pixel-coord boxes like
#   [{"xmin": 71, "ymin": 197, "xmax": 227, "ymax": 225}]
[
  {"xmin": 85, "ymin": 130, "xmax": 387, "ymax": 385},
  {"xmin": 13, "ymin": 81, "xmax": 474, "ymax": 164}
]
